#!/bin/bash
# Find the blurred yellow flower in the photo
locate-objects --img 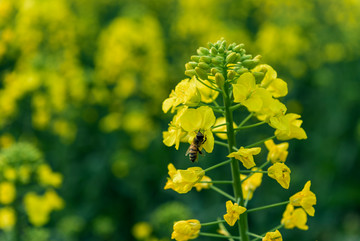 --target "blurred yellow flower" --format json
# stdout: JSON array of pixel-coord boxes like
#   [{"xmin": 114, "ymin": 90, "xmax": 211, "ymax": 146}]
[
  {"xmin": 164, "ymin": 163, "xmax": 205, "ymax": 194},
  {"xmin": 223, "ymin": 200, "xmax": 247, "ymax": 226},
  {"xmin": 0, "ymin": 182, "xmax": 16, "ymax": 204},
  {"xmin": 228, "ymin": 147, "xmax": 261, "ymax": 169},
  {"xmin": 267, "ymin": 162, "xmax": 291, "ymax": 189},
  {"xmin": 290, "ymin": 181, "xmax": 316, "ymax": 216},
  {"xmin": 212, "ymin": 117, "xmax": 237, "ymax": 140},
  {"xmin": 196, "ymin": 77, "xmax": 219, "ymax": 103},
  {"xmin": 163, "ymin": 107, "xmax": 188, "ymax": 150},
  {"xmin": 3, "ymin": 167, "xmax": 16, "ymax": 181},
  {"xmin": 0, "ymin": 207, "xmax": 16, "ymax": 230},
  {"xmin": 194, "ymin": 175, "xmax": 212, "ymax": 192},
  {"xmin": 281, "ymin": 204, "xmax": 308, "ymax": 230},
  {"xmin": 37, "ymin": 164, "xmax": 63, "ymax": 188},
  {"xmin": 262, "ymin": 229, "xmax": 282, "ymax": 241},
  {"xmin": 132, "ymin": 222, "xmax": 152, "ymax": 240},
  {"xmin": 240, "ymin": 168, "xmax": 263, "ymax": 200},
  {"xmin": 171, "ymin": 219, "xmax": 201, "ymax": 241},
  {"xmin": 264, "ymin": 139, "xmax": 289, "ymax": 163}
]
